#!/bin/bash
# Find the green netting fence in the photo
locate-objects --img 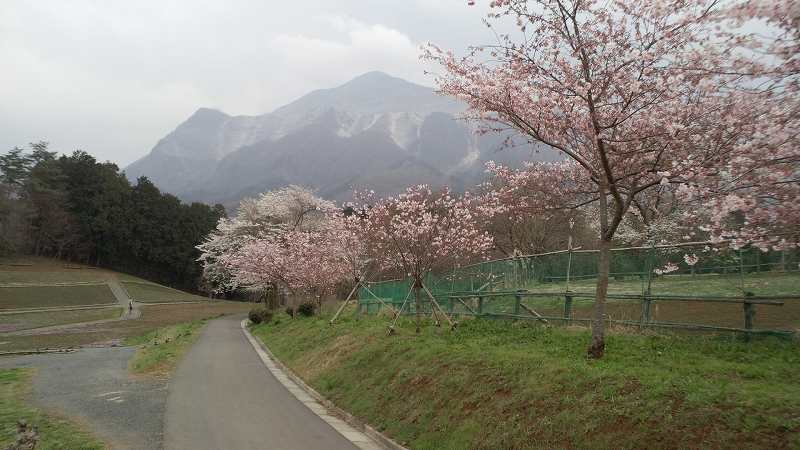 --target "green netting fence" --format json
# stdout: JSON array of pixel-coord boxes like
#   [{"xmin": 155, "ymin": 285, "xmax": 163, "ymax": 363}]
[{"xmin": 358, "ymin": 242, "xmax": 800, "ymax": 335}]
